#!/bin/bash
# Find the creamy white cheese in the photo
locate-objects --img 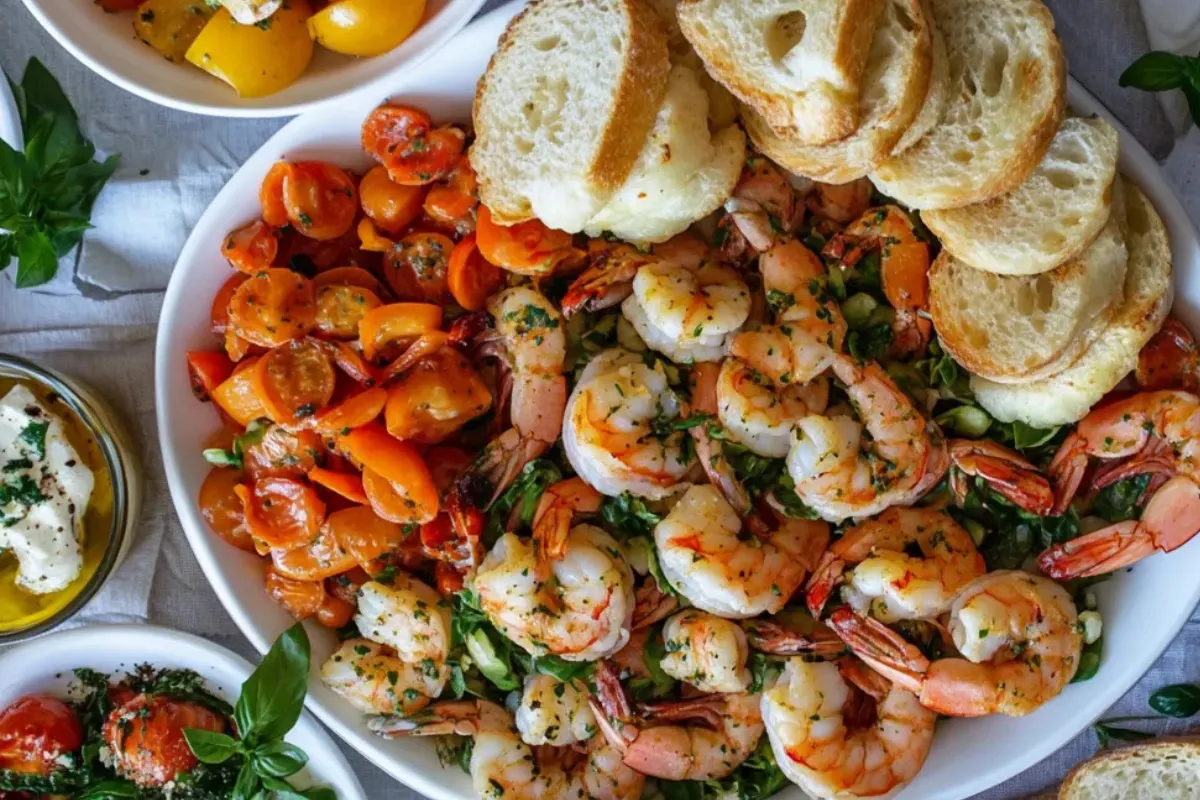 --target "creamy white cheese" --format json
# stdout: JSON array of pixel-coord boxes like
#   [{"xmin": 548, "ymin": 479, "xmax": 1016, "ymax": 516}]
[{"xmin": 0, "ymin": 385, "xmax": 94, "ymax": 594}]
